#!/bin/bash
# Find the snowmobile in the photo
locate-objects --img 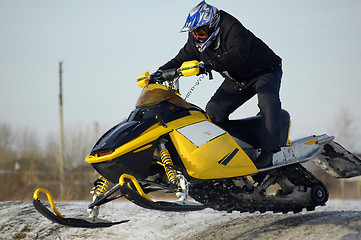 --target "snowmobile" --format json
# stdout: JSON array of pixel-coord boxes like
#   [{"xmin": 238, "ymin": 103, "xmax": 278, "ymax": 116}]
[{"xmin": 33, "ymin": 60, "xmax": 361, "ymax": 228}]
